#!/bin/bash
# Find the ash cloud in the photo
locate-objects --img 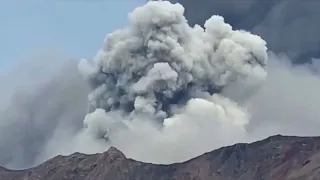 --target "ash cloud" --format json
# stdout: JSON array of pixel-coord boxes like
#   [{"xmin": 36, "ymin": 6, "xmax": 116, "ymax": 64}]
[
  {"xmin": 0, "ymin": 56, "xmax": 88, "ymax": 169},
  {"xmin": 70, "ymin": 0, "xmax": 267, "ymax": 163},
  {"xmin": 78, "ymin": 1, "xmax": 267, "ymax": 119},
  {"xmin": 167, "ymin": 0, "xmax": 320, "ymax": 62},
  {"xmin": 1, "ymin": 0, "xmax": 320, "ymax": 168},
  {"xmin": 247, "ymin": 53, "xmax": 320, "ymax": 138}
]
